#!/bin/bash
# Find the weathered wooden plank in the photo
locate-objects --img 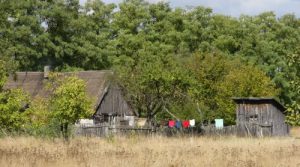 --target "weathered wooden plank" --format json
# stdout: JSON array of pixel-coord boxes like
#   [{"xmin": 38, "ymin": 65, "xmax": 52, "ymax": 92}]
[{"xmin": 234, "ymin": 98, "xmax": 288, "ymax": 137}]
